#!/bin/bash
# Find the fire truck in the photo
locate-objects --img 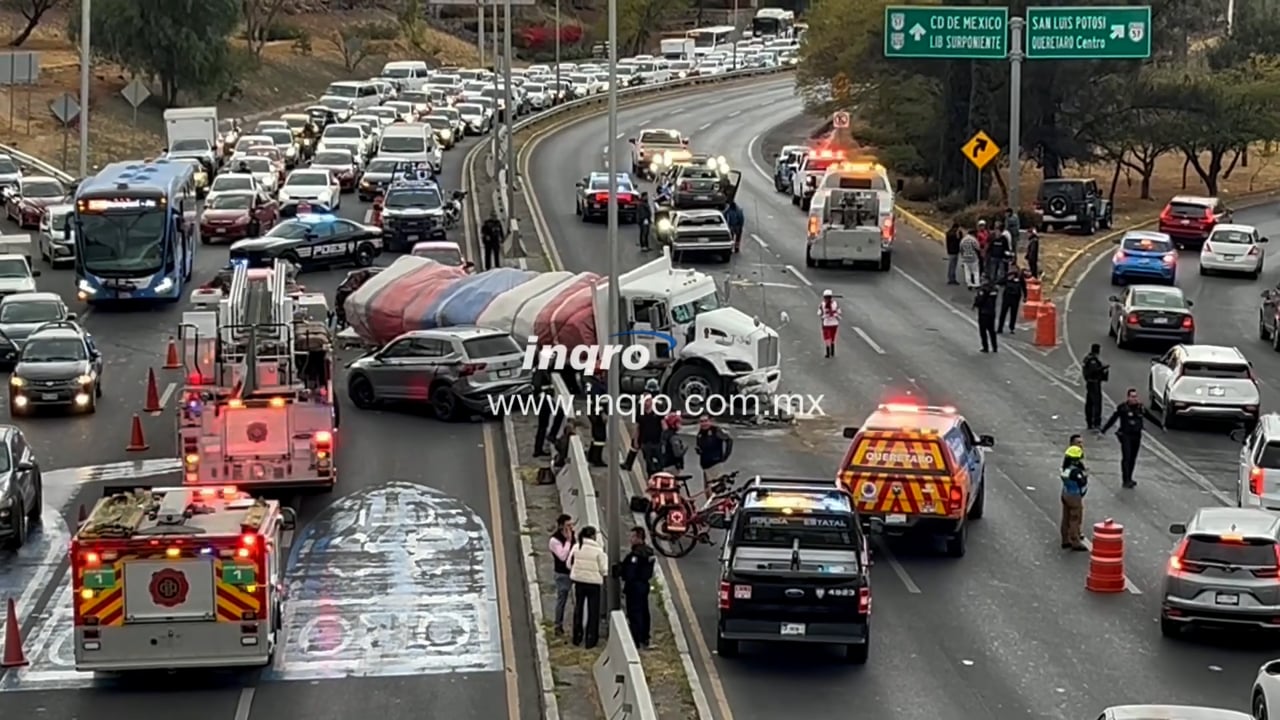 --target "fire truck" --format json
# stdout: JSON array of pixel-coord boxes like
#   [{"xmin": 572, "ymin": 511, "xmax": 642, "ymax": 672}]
[
  {"xmin": 178, "ymin": 259, "xmax": 338, "ymax": 490},
  {"xmin": 71, "ymin": 485, "xmax": 295, "ymax": 671}
]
